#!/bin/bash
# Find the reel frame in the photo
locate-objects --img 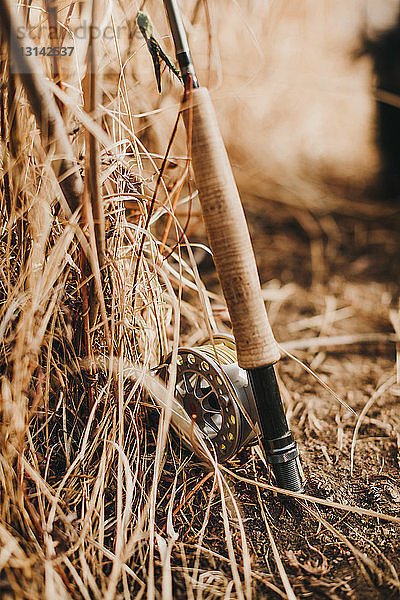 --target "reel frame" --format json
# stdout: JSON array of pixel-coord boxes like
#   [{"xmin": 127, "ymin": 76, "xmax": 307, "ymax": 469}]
[{"xmin": 160, "ymin": 335, "xmax": 261, "ymax": 462}]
